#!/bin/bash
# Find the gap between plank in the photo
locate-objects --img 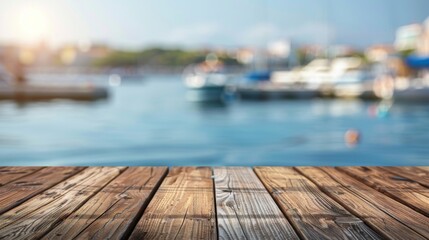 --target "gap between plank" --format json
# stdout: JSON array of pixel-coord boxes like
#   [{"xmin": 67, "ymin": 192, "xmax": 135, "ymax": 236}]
[
  {"xmin": 38, "ymin": 167, "xmax": 129, "ymax": 239},
  {"xmin": 293, "ymin": 167, "xmax": 427, "ymax": 240},
  {"xmin": 251, "ymin": 167, "xmax": 304, "ymax": 240},
  {"xmin": 120, "ymin": 167, "xmax": 169, "ymax": 240}
]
